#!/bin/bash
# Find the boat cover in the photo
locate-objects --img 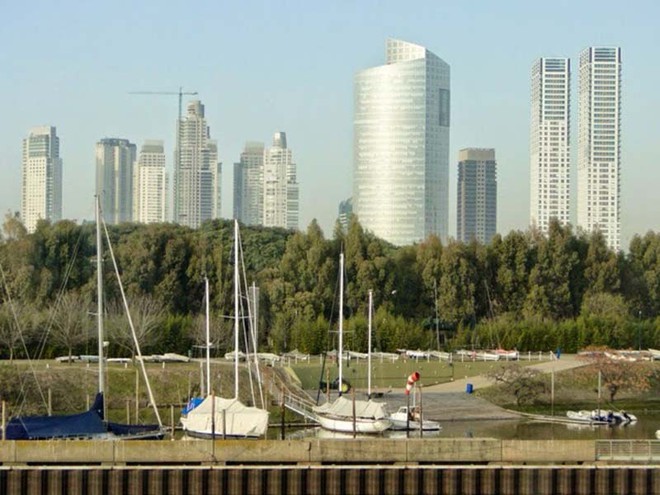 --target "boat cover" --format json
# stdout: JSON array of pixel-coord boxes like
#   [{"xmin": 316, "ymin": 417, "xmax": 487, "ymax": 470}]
[
  {"xmin": 180, "ymin": 396, "xmax": 269, "ymax": 437},
  {"xmin": 4, "ymin": 393, "xmax": 106, "ymax": 440},
  {"xmin": 313, "ymin": 396, "xmax": 388, "ymax": 420}
]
